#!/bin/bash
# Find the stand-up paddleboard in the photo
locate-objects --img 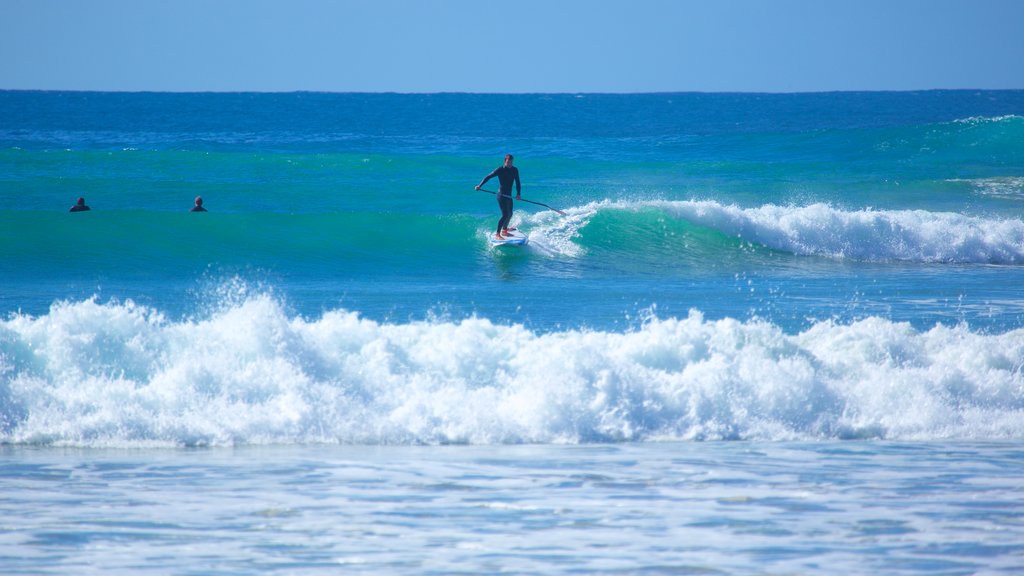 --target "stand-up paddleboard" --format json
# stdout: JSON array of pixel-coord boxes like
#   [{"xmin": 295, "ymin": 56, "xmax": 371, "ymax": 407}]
[{"xmin": 490, "ymin": 229, "xmax": 528, "ymax": 247}]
